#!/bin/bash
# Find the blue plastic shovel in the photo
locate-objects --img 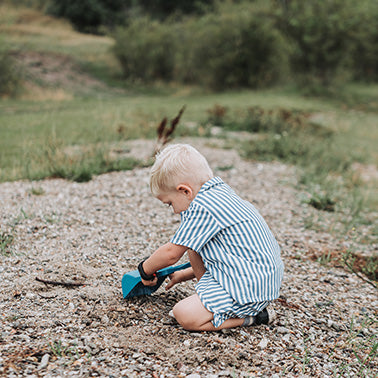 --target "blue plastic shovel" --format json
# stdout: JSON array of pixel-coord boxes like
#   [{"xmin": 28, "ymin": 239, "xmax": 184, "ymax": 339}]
[{"xmin": 122, "ymin": 262, "xmax": 191, "ymax": 299}]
